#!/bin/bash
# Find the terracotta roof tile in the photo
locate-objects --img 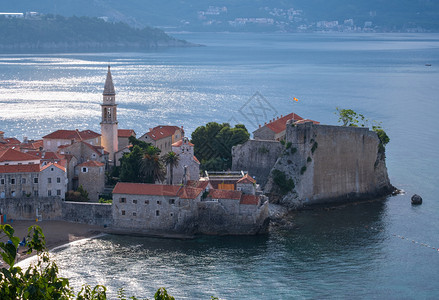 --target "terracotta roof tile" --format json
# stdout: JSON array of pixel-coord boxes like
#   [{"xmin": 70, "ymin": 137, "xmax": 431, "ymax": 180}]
[
  {"xmin": 145, "ymin": 126, "xmax": 182, "ymax": 141},
  {"xmin": 208, "ymin": 189, "xmax": 242, "ymax": 200},
  {"xmin": 240, "ymin": 194, "xmax": 260, "ymax": 205},
  {"xmin": 172, "ymin": 139, "xmax": 194, "ymax": 147},
  {"xmin": 237, "ymin": 174, "xmax": 256, "ymax": 184},
  {"xmin": 78, "ymin": 160, "xmax": 105, "ymax": 167},
  {"xmin": 294, "ymin": 119, "xmax": 320, "ymax": 125},
  {"xmin": 40, "ymin": 162, "xmax": 66, "ymax": 172},
  {"xmin": 113, "ymin": 182, "xmax": 203, "ymax": 199},
  {"xmin": 265, "ymin": 112, "xmax": 304, "ymax": 134},
  {"xmin": 186, "ymin": 180, "xmax": 209, "ymax": 189},
  {"xmin": 0, "ymin": 148, "xmax": 40, "ymax": 163},
  {"xmin": 3, "ymin": 138, "xmax": 21, "ymax": 145},
  {"xmin": 0, "ymin": 164, "xmax": 40, "ymax": 174},
  {"xmin": 118, "ymin": 129, "xmax": 135, "ymax": 138},
  {"xmin": 43, "ymin": 129, "xmax": 100, "ymax": 140}
]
